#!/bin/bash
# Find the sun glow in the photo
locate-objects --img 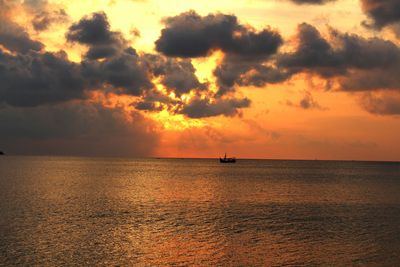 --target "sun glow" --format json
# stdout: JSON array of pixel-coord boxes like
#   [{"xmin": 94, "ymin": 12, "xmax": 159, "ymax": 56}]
[{"xmin": 150, "ymin": 110, "xmax": 206, "ymax": 130}]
